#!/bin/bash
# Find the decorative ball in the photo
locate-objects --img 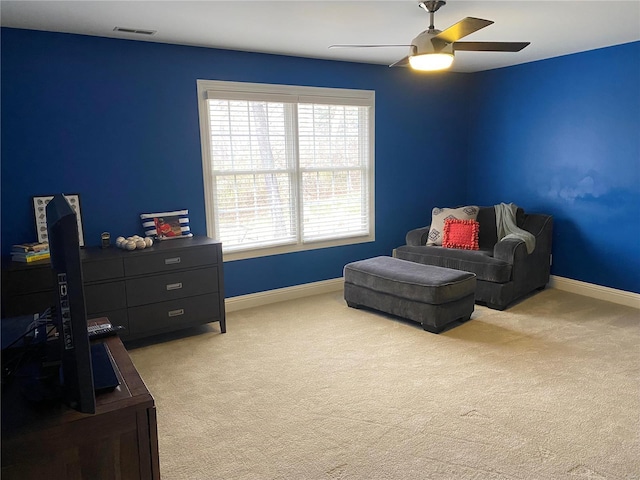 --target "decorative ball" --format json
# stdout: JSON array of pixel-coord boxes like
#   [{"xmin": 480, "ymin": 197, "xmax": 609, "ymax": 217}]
[{"xmin": 116, "ymin": 234, "xmax": 153, "ymax": 251}]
